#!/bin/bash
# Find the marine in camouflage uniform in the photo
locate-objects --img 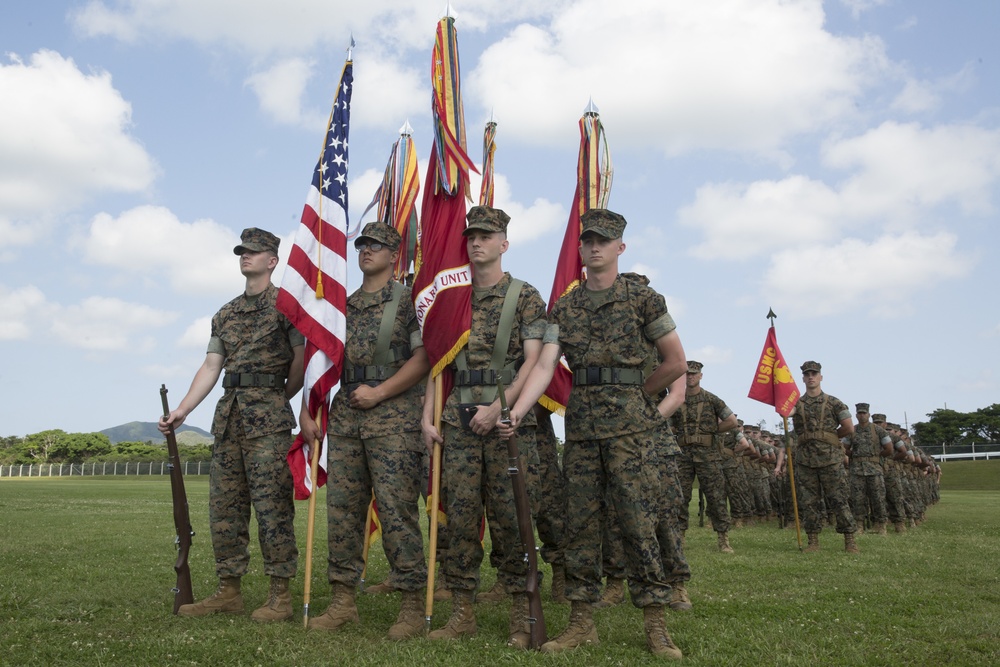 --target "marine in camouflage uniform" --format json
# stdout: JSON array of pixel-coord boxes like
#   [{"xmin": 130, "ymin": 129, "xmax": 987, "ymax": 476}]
[
  {"xmin": 847, "ymin": 403, "xmax": 892, "ymax": 534},
  {"xmin": 670, "ymin": 361, "xmax": 739, "ymax": 552},
  {"xmin": 791, "ymin": 361, "xmax": 858, "ymax": 553},
  {"xmin": 159, "ymin": 227, "xmax": 304, "ymax": 622},
  {"xmin": 303, "ymin": 223, "xmax": 430, "ymax": 639},
  {"xmin": 501, "ymin": 209, "xmax": 688, "ymax": 658},
  {"xmin": 719, "ymin": 422, "xmax": 753, "ymax": 528},
  {"xmin": 873, "ymin": 414, "xmax": 909, "ymax": 532},
  {"xmin": 421, "ymin": 206, "xmax": 547, "ymax": 648}
]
